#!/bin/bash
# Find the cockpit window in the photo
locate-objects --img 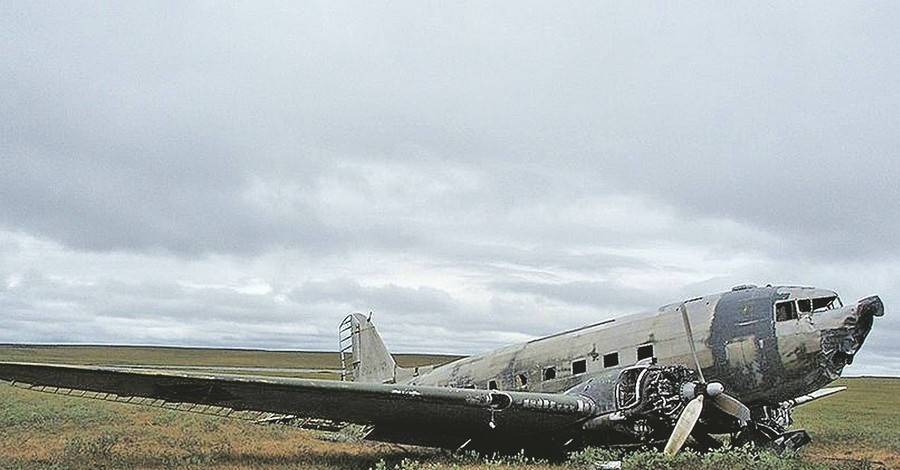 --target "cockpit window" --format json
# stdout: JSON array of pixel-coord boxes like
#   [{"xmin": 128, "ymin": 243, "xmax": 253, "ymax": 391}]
[
  {"xmin": 812, "ymin": 296, "xmax": 841, "ymax": 312},
  {"xmin": 775, "ymin": 300, "xmax": 798, "ymax": 322},
  {"xmin": 779, "ymin": 295, "xmax": 842, "ymax": 321}
]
